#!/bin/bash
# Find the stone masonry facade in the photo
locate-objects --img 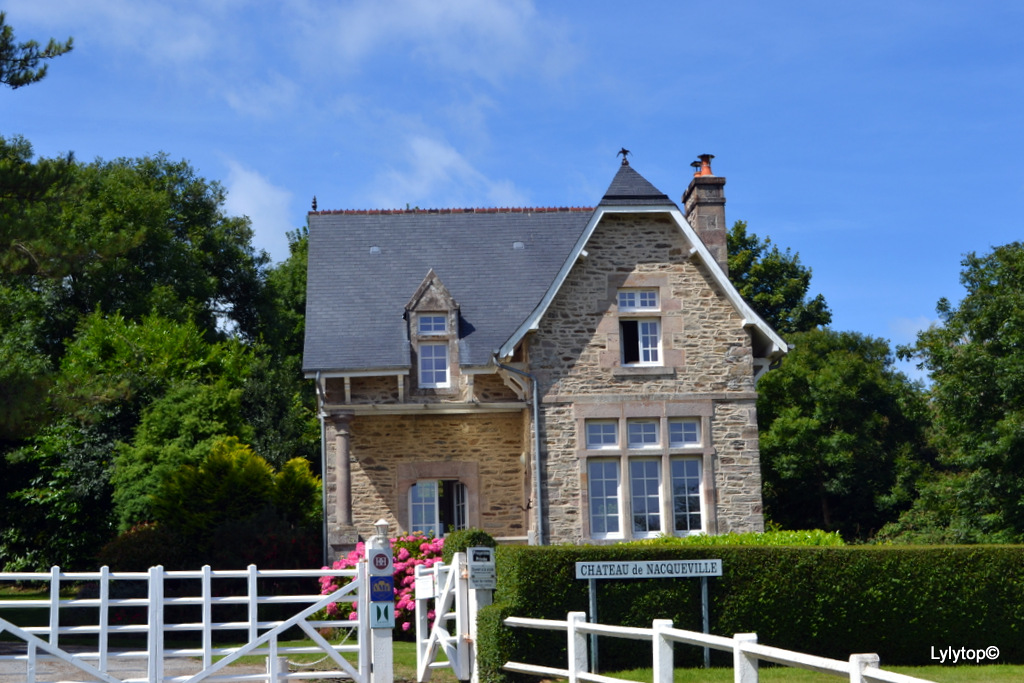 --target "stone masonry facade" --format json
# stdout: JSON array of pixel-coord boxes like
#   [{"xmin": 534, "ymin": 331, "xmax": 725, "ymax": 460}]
[{"xmin": 529, "ymin": 212, "xmax": 764, "ymax": 543}]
